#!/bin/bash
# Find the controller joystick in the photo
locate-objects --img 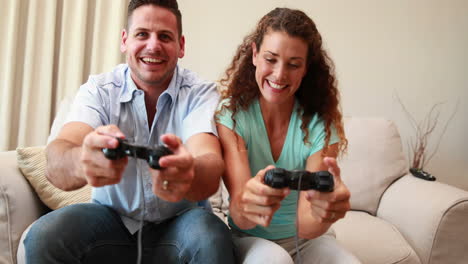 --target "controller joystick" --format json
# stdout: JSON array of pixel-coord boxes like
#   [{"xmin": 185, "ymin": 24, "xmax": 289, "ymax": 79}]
[
  {"xmin": 102, "ymin": 138, "xmax": 173, "ymax": 170},
  {"xmin": 264, "ymin": 168, "xmax": 334, "ymax": 192}
]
